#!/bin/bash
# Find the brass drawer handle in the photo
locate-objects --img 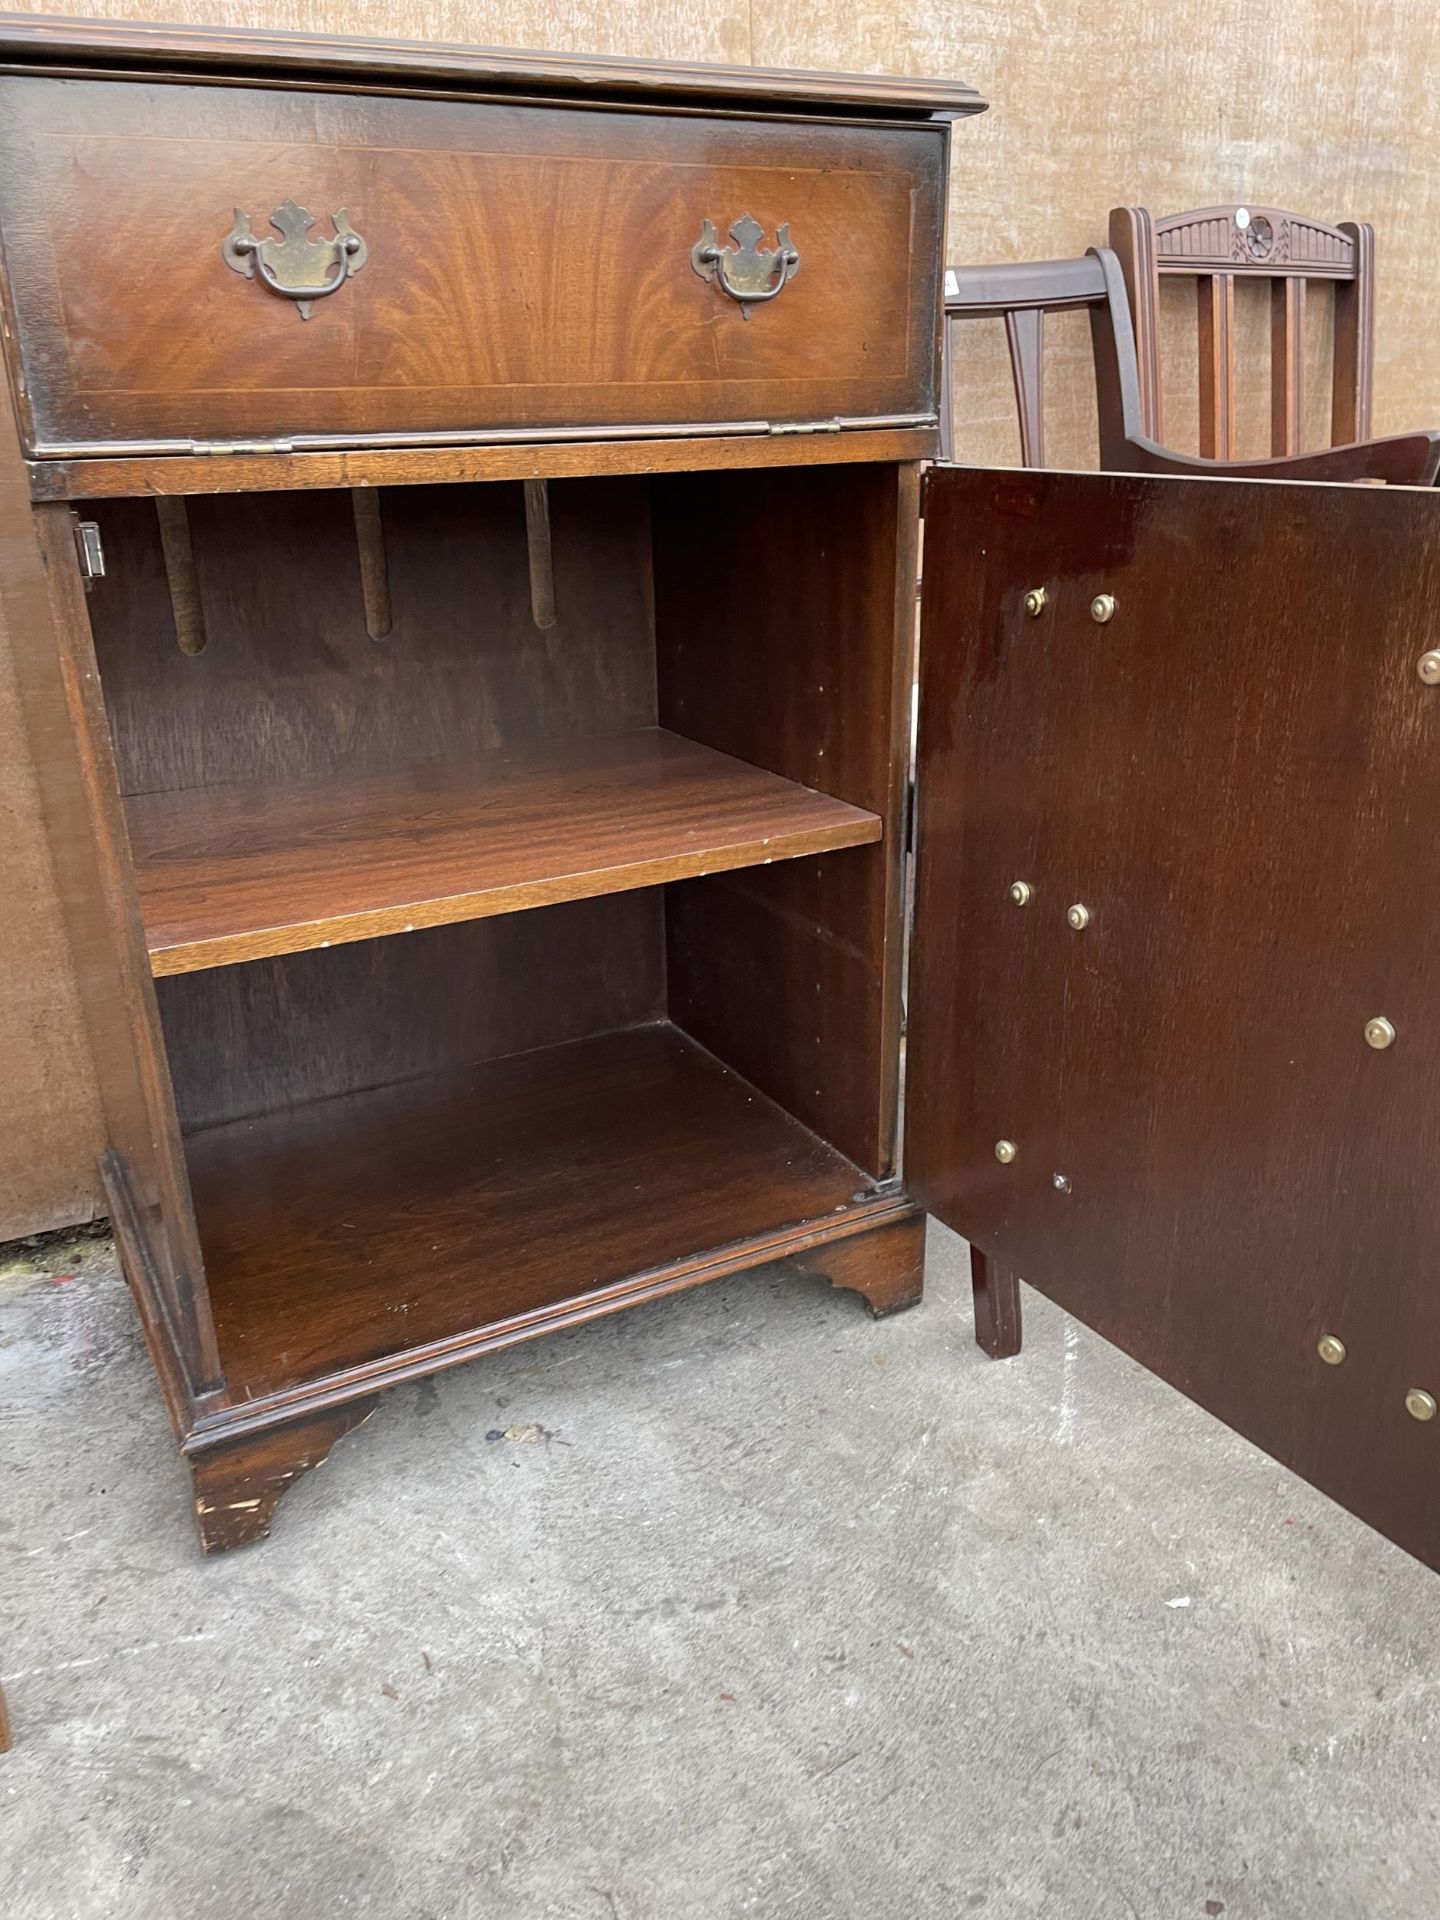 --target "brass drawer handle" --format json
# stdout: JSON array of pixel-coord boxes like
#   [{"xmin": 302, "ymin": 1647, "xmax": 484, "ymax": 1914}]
[
  {"xmin": 691, "ymin": 214, "xmax": 799, "ymax": 318},
  {"xmin": 222, "ymin": 198, "xmax": 367, "ymax": 320}
]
